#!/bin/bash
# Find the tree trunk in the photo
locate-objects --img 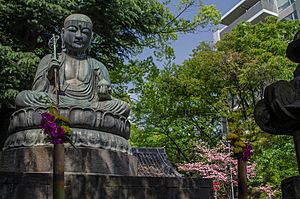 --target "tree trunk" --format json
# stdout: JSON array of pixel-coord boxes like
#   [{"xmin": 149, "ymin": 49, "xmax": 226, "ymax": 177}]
[{"xmin": 238, "ymin": 159, "xmax": 247, "ymax": 199}]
